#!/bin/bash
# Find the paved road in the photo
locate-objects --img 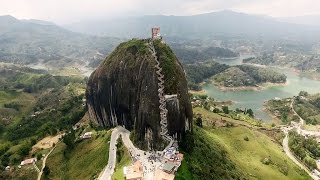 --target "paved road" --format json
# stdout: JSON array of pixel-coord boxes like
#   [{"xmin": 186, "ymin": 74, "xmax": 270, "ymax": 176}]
[
  {"xmin": 282, "ymin": 133, "xmax": 318, "ymax": 179},
  {"xmin": 99, "ymin": 127, "xmax": 122, "ymax": 180},
  {"xmin": 280, "ymin": 99, "xmax": 319, "ymax": 179},
  {"xmin": 99, "ymin": 126, "xmax": 166, "ymax": 180}
]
